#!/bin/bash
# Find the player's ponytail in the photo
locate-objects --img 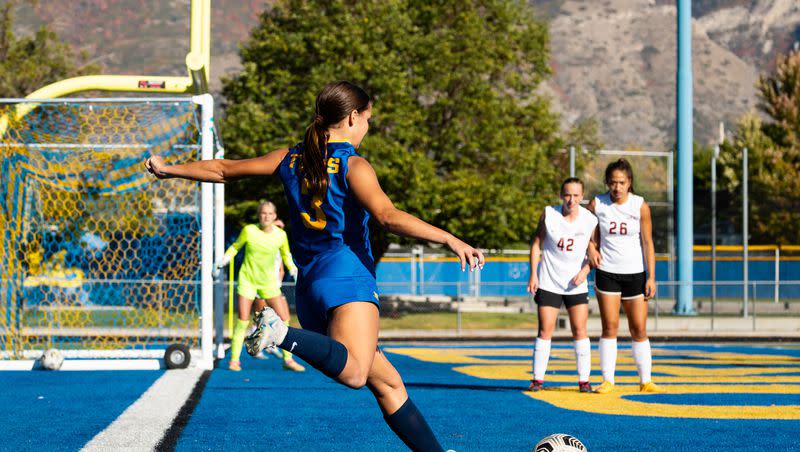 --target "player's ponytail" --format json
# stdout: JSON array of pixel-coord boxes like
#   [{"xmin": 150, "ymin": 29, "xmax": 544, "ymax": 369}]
[
  {"xmin": 303, "ymin": 115, "xmax": 329, "ymax": 196},
  {"xmin": 302, "ymin": 81, "xmax": 371, "ymax": 196}
]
